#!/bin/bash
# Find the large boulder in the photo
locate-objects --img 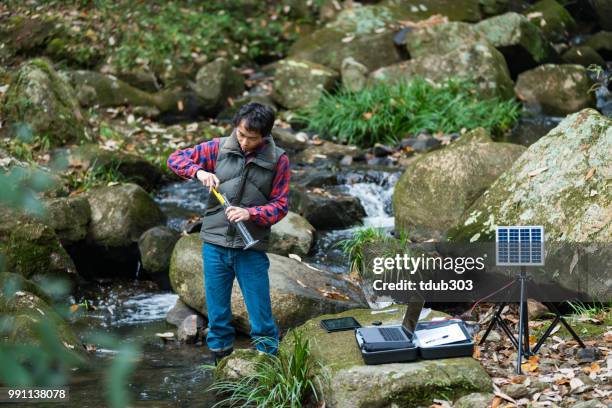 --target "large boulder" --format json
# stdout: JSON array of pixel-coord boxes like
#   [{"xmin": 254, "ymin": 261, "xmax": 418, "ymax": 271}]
[
  {"xmin": 0, "ymin": 207, "xmax": 76, "ymax": 285},
  {"xmin": 393, "ymin": 128, "xmax": 526, "ymax": 241},
  {"xmin": 523, "ymin": 0, "xmax": 576, "ymax": 42},
  {"xmin": 269, "ymin": 211, "xmax": 315, "ymax": 257},
  {"xmin": 288, "ymin": 5, "xmax": 406, "ymax": 72},
  {"xmin": 590, "ymin": 0, "xmax": 612, "ymax": 30},
  {"xmin": 474, "ymin": 12, "xmax": 555, "ymax": 77},
  {"xmin": 369, "ymin": 42, "xmax": 514, "ymax": 100},
  {"xmin": 191, "ymin": 57, "xmax": 245, "ymax": 111},
  {"xmin": 290, "ymin": 187, "xmax": 366, "ymax": 229},
  {"xmin": 218, "ymin": 306, "xmax": 493, "ymax": 407},
  {"xmin": 169, "ymin": 234, "xmax": 367, "ymax": 332},
  {"xmin": 381, "ymin": 0, "xmax": 483, "ymax": 22},
  {"xmin": 448, "ymin": 109, "xmax": 611, "ymax": 299},
  {"xmin": 514, "ymin": 64, "xmax": 596, "ymax": 116},
  {"xmin": 39, "ymin": 195, "xmax": 91, "ymax": 246},
  {"xmin": 0, "ymin": 273, "xmax": 88, "ymax": 364},
  {"xmin": 404, "ymin": 22, "xmax": 486, "ymax": 59},
  {"xmin": 1, "ymin": 59, "xmax": 89, "ymax": 147},
  {"xmin": 272, "ymin": 59, "xmax": 338, "ymax": 110}
]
